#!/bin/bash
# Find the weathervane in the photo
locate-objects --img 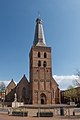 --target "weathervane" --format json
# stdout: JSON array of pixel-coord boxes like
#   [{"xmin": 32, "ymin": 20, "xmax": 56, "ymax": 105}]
[{"xmin": 38, "ymin": 11, "xmax": 40, "ymax": 18}]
